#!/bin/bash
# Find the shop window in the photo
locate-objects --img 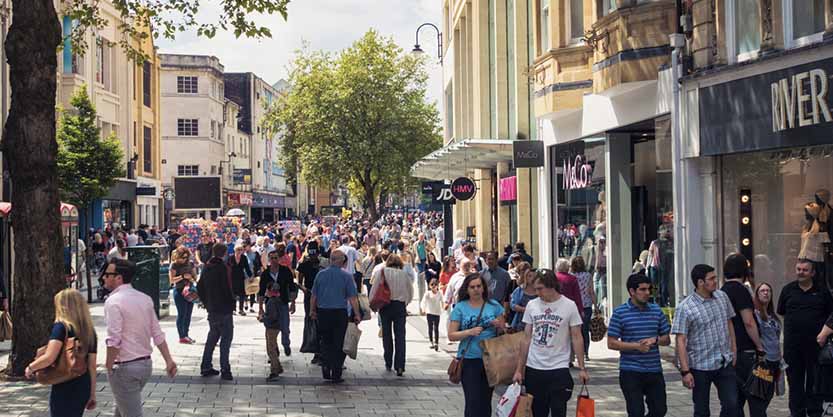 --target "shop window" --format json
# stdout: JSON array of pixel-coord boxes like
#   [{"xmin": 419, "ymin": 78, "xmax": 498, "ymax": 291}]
[
  {"xmin": 143, "ymin": 126, "xmax": 152, "ymax": 174},
  {"xmin": 784, "ymin": 0, "xmax": 825, "ymax": 47},
  {"xmin": 598, "ymin": 0, "xmax": 616, "ymax": 17},
  {"xmin": 177, "ymin": 118, "xmax": 198, "ymax": 136},
  {"xmin": 568, "ymin": 0, "xmax": 584, "ymax": 44},
  {"xmin": 728, "ymin": 0, "xmax": 761, "ymax": 60},
  {"xmin": 142, "ymin": 61, "xmax": 152, "ymax": 108},
  {"xmin": 538, "ymin": 0, "xmax": 550, "ymax": 53},
  {"xmin": 177, "ymin": 76, "xmax": 198, "ymax": 94}
]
